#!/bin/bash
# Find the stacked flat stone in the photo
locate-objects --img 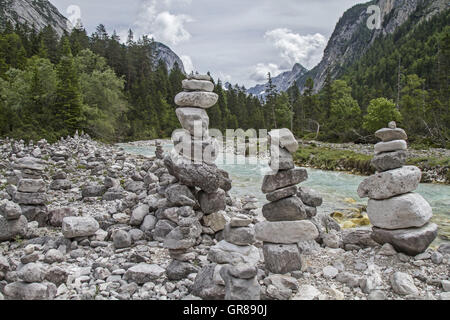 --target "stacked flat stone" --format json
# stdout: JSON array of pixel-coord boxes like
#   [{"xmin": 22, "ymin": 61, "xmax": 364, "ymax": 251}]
[
  {"xmin": 163, "ymin": 74, "xmax": 233, "ymax": 281},
  {"xmin": 220, "ymin": 217, "xmax": 260, "ymax": 300},
  {"xmin": 155, "ymin": 141, "xmax": 164, "ymax": 160},
  {"xmin": 256, "ymin": 129, "xmax": 319, "ymax": 274},
  {"xmin": 358, "ymin": 121, "xmax": 438, "ymax": 256},
  {"xmin": 192, "ymin": 214, "xmax": 261, "ymax": 300},
  {"xmin": 13, "ymin": 157, "xmax": 48, "ymax": 227}
]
